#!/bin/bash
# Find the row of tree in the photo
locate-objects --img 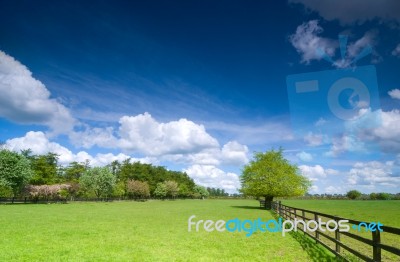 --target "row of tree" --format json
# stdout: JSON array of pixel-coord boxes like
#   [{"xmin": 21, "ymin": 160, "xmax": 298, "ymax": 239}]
[{"xmin": 0, "ymin": 149, "xmax": 210, "ymax": 201}]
